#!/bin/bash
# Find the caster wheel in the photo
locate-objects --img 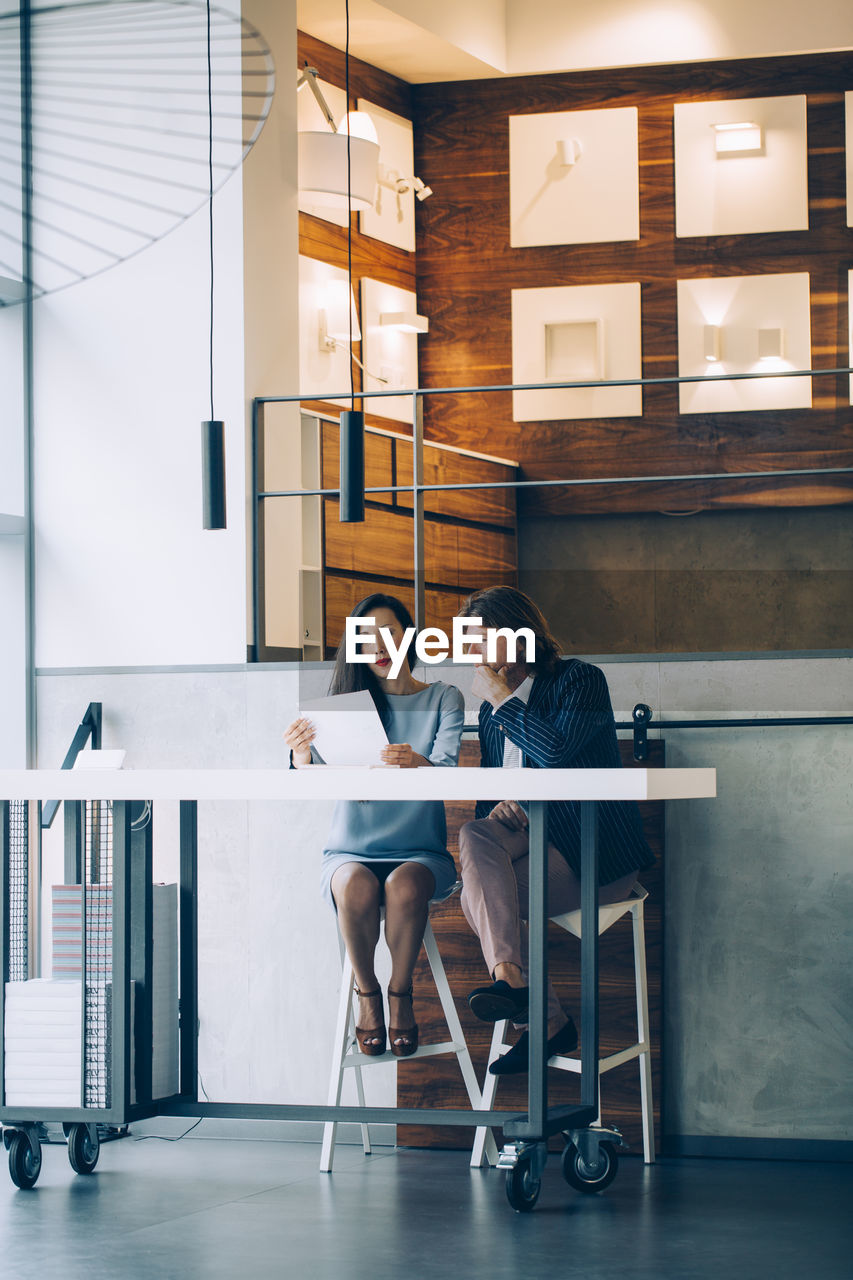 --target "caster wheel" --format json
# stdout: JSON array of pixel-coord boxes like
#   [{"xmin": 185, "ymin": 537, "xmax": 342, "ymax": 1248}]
[
  {"xmin": 562, "ymin": 1140, "xmax": 618, "ymax": 1193},
  {"xmin": 505, "ymin": 1158, "xmax": 541, "ymax": 1212},
  {"xmin": 68, "ymin": 1124, "xmax": 100, "ymax": 1175},
  {"xmin": 9, "ymin": 1132, "xmax": 42, "ymax": 1190}
]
